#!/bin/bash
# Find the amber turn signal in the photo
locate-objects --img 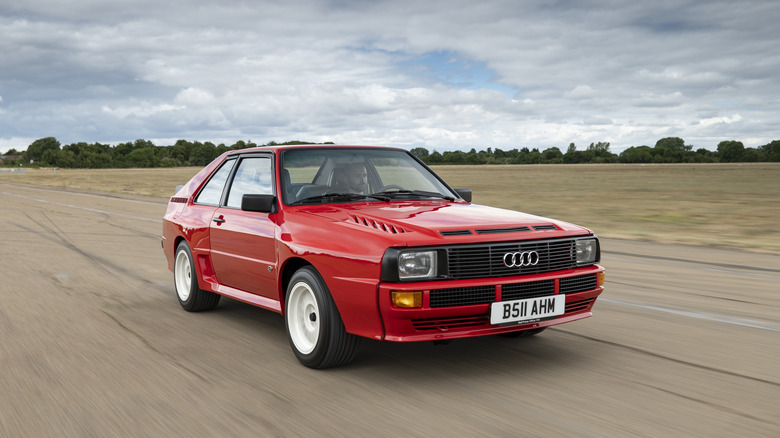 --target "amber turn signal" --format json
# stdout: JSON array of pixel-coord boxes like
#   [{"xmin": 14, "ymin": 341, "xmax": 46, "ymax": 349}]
[
  {"xmin": 597, "ymin": 271, "xmax": 606, "ymax": 287},
  {"xmin": 391, "ymin": 291, "xmax": 422, "ymax": 308}
]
